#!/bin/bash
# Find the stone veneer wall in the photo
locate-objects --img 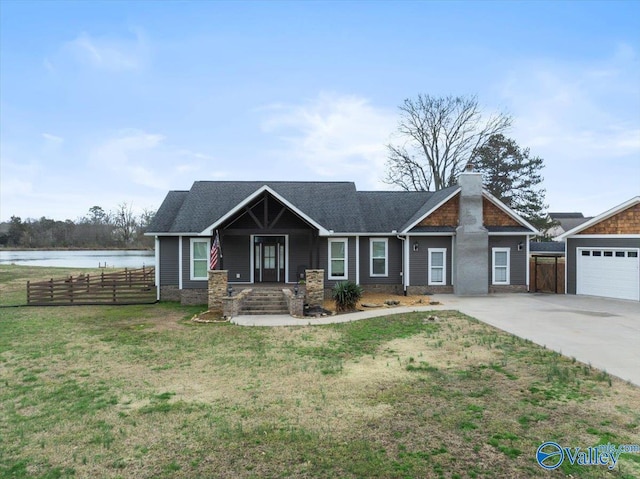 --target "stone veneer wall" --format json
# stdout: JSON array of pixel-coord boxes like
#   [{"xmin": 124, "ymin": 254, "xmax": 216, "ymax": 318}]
[
  {"xmin": 407, "ymin": 285, "xmax": 454, "ymax": 295},
  {"xmin": 208, "ymin": 270, "xmax": 228, "ymax": 312},
  {"xmin": 305, "ymin": 269, "xmax": 324, "ymax": 307},
  {"xmin": 283, "ymin": 289, "xmax": 304, "ymax": 317},
  {"xmin": 489, "ymin": 284, "xmax": 528, "ymax": 294},
  {"xmin": 181, "ymin": 289, "xmax": 208, "ymax": 306},
  {"xmin": 160, "ymin": 285, "xmax": 180, "ymax": 302}
]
